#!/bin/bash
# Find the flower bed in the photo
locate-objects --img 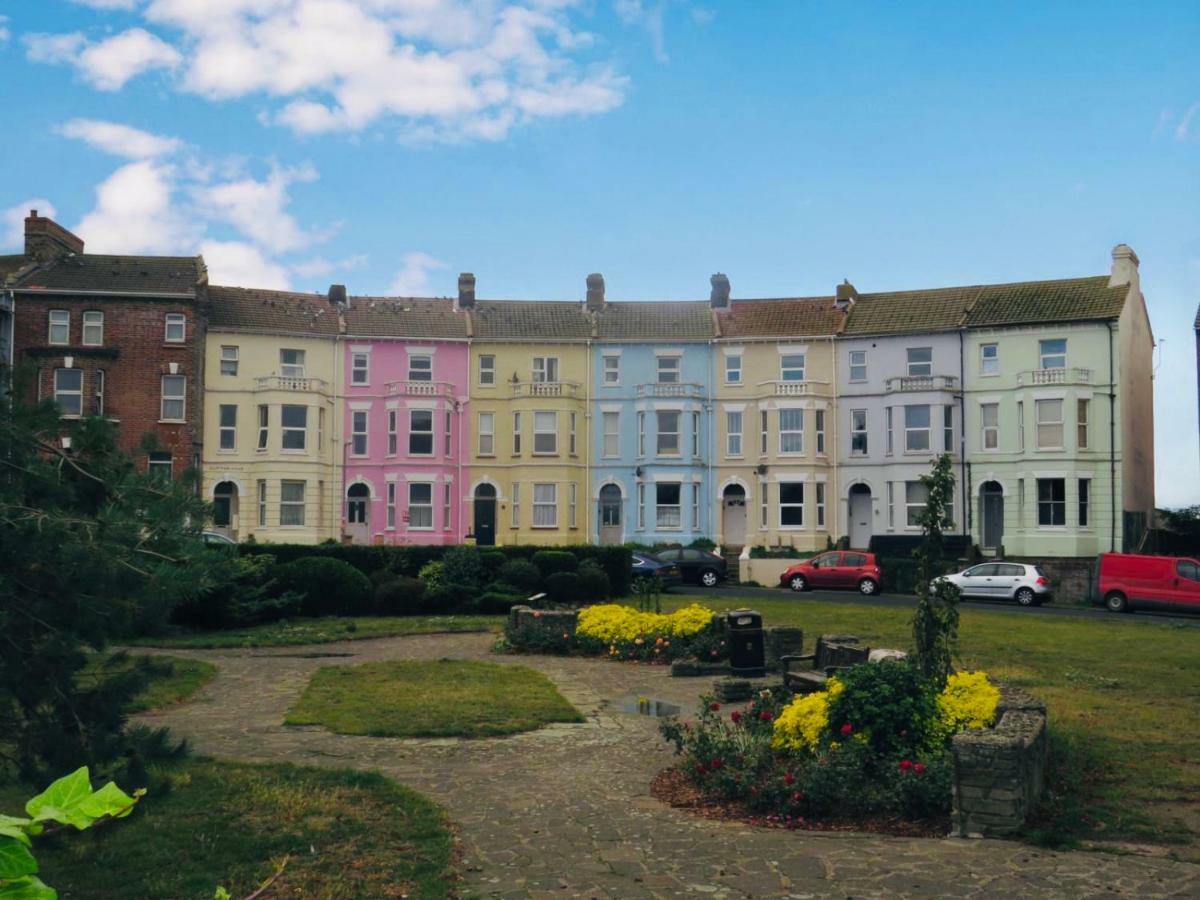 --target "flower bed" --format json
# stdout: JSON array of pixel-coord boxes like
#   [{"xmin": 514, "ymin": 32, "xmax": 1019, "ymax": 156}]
[{"xmin": 661, "ymin": 662, "xmax": 1001, "ymax": 829}]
